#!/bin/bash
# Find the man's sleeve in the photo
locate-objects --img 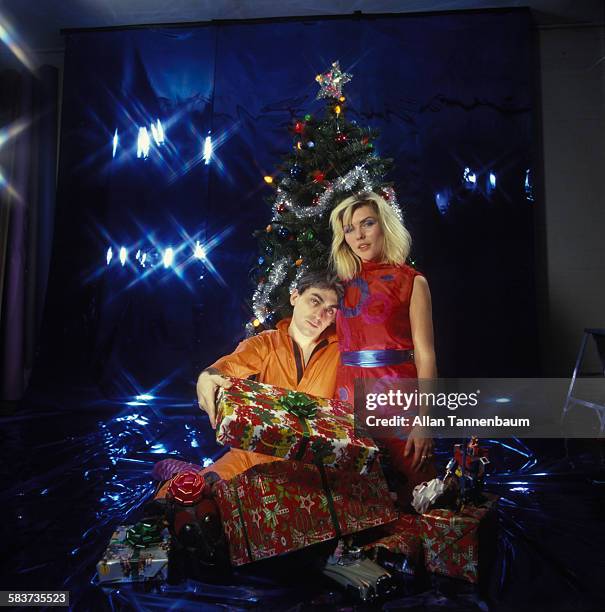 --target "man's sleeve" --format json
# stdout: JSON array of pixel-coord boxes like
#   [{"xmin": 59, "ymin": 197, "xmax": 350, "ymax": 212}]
[{"xmin": 208, "ymin": 333, "xmax": 269, "ymax": 379}]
